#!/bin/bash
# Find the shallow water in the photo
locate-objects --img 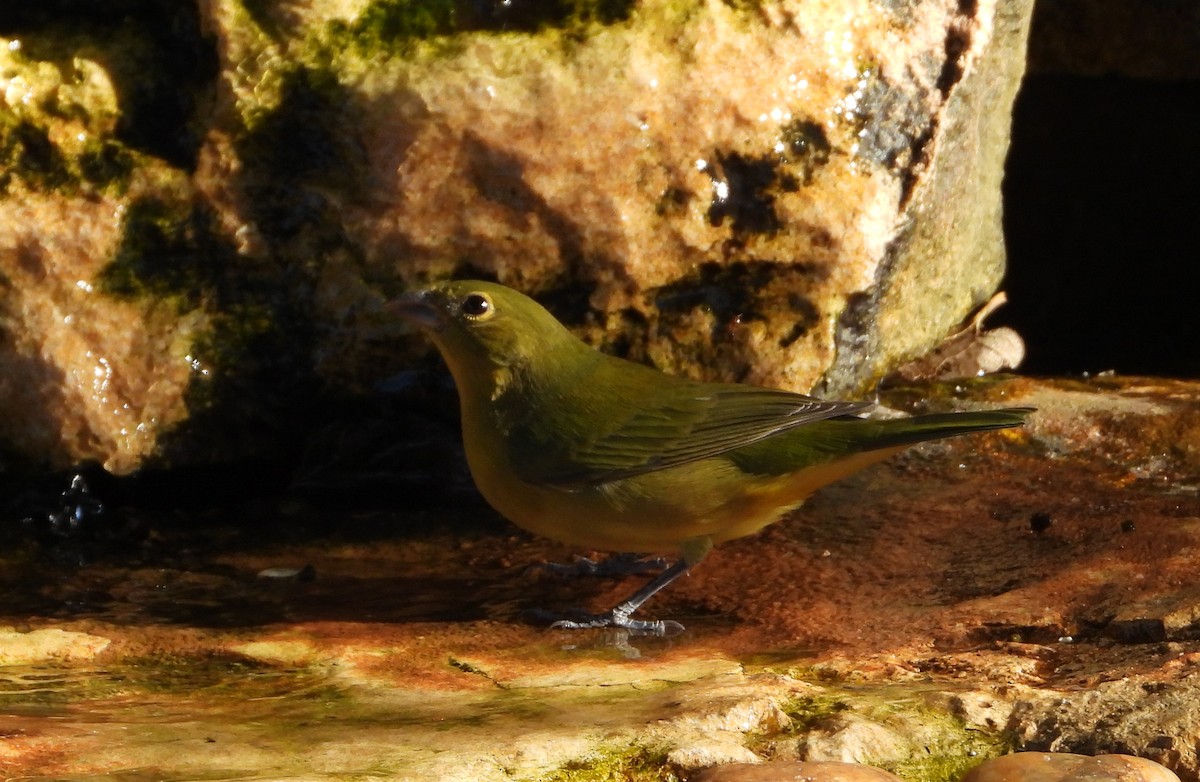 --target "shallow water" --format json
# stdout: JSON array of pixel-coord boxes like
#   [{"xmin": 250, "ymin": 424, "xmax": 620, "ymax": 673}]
[{"xmin": 3, "ymin": 378, "xmax": 1199, "ymax": 780}]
